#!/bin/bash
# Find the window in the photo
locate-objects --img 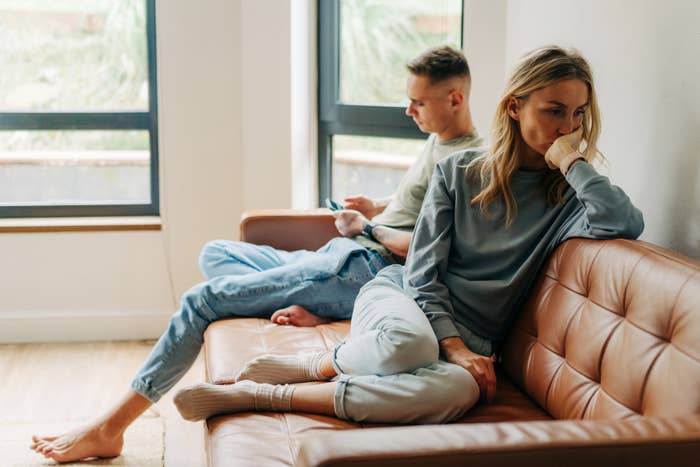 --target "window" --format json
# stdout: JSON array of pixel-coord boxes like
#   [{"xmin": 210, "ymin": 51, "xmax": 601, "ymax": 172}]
[
  {"xmin": 318, "ymin": 0, "xmax": 463, "ymax": 203},
  {"xmin": 0, "ymin": 0, "xmax": 159, "ymax": 218}
]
